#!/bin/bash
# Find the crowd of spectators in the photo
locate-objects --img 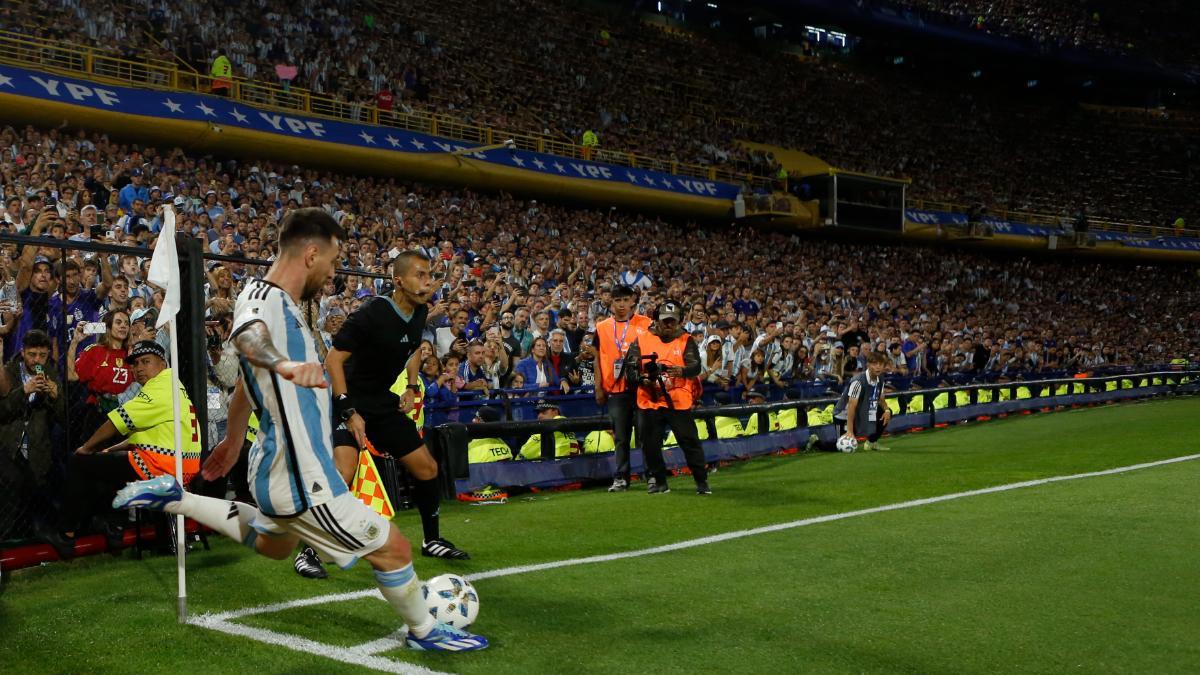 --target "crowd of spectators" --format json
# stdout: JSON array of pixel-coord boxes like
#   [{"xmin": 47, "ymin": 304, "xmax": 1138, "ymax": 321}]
[
  {"xmin": 1, "ymin": 117, "xmax": 1198, "ymax": 543},
  {"xmin": 2, "ymin": 121, "xmax": 1196, "ymax": 398},
  {"xmin": 888, "ymin": 0, "xmax": 1200, "ymax": 69},
  {"xmin": 5, "ymin": 0, "xmax": 1197, "ymax": 230}
]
